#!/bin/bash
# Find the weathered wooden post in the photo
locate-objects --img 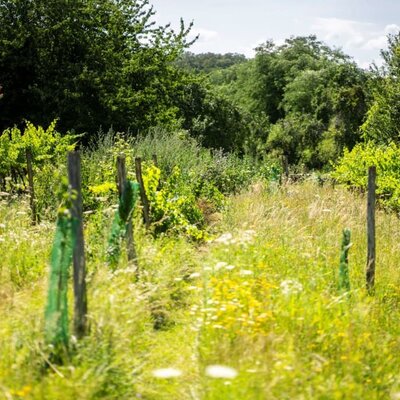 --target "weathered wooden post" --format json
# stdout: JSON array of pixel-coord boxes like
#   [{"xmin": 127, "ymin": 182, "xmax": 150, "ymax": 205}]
[
  {"xmin": 366, "ymin": 166, "xmax": 376, "ymax": 291},
  {"xmin": 152, "ymin": 153, "xmax": 162, "ymax": 190},
  {"xmin": 116, "ymin": 155, "xmax": 136, "ymax": 262},
  {"xmin": 135, "ymin": 157, "xmax": 150, "ymax": 229},
  {"xmin": 26, "ymin": 148, "xmax": 38, "ymax": 225},
  {"xmin": 68, "ymin": 151, "xmax": 88, "ymax": 338},
  {"xmin": 152, "ymin": 154, "xmax": 158, "ymax": 167}
]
